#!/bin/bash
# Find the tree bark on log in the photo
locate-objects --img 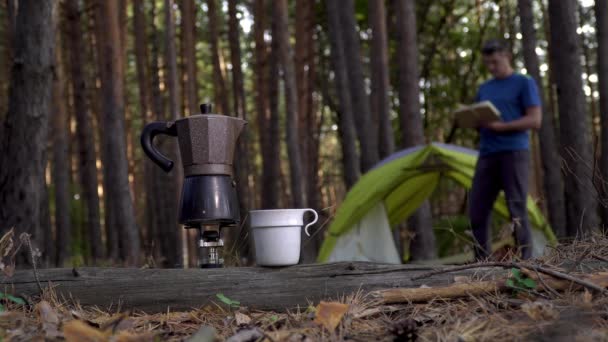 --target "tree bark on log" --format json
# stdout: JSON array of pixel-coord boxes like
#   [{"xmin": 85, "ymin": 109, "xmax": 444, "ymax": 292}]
[{"xmin": 1, "ymin": 262, "xmax": 517, "ymax": 313}]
